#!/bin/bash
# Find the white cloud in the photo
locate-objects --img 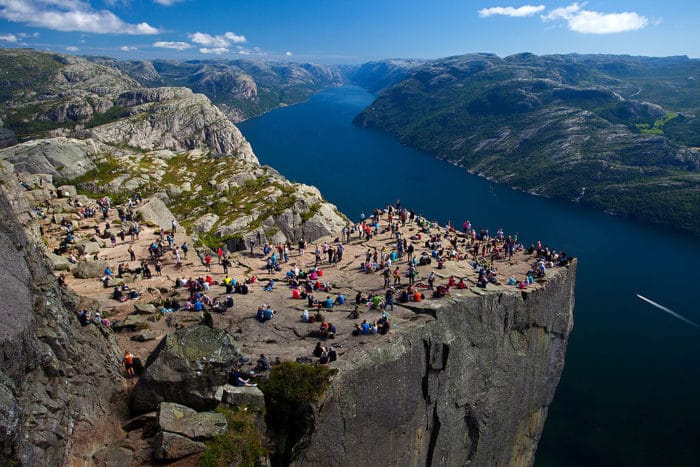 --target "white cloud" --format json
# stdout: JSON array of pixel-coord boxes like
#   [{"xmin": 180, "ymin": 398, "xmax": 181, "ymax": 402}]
[
  {"xmin": 199, "ymin": 47, "xmax": 228, "ymax": 54},
  {"xmin": 153, "ymin": 40, "xmax": 191, "ymax": 50},
  {"xmin": 153, "ymin": 0, "xmax": 184, "ymax": 5},
  {"xmin": 17, "ymin": 31, "xmax": 40, "ymax": 38},
  {"xmin": 285, "ymin": 51, "xmax": 292, "ymax": 56},
  {"xmin": 478, "ymin": 5, "xmax": 545, "ymax": 18},
  {"xmin": 0, "ymin": 0, "xmax": 160, "ymax": 34},
  {"xmin": 188, "ymin": 31, "xmax": 246, "ymax": 48},
  {"xmin": 542, "ymin": 3, "xmax": 648, "ymax": 34},
  {"xmin": 223, "ymin": 31, "xmax": 246, "ymax": 43},
  {"xmin": 65, "ymin": 45, "xmax": 79, "ymax": 51},
  {"xmin": 238, "ymin": 49, "xmax": 250, "ymax": 55},
  {"xmin": 542, "ymin": 2, "xmax": 582, "ymax": 20},
  {"xmin": 0, "ymin": 32, "xmax": 18, "ymax": 42},
  {"xmin": 120, "ymin": 45, "xmax": 137, "ymax": 51}
]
